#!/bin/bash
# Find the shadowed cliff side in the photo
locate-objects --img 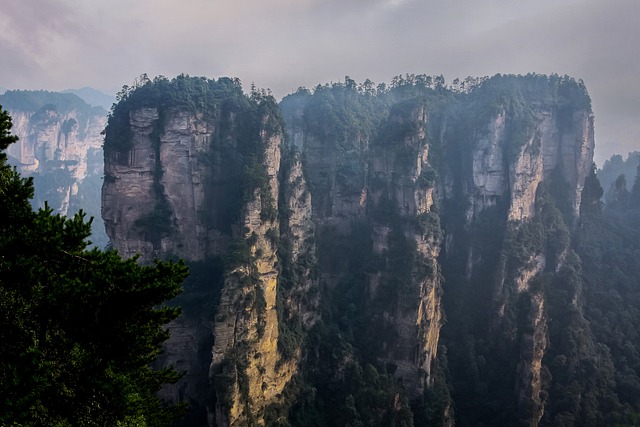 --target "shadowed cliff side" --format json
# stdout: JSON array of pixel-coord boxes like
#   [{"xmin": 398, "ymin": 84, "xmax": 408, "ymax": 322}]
[{"xmin": 438, "ymin": 74, "xmax": 594, "ymax": 426}]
